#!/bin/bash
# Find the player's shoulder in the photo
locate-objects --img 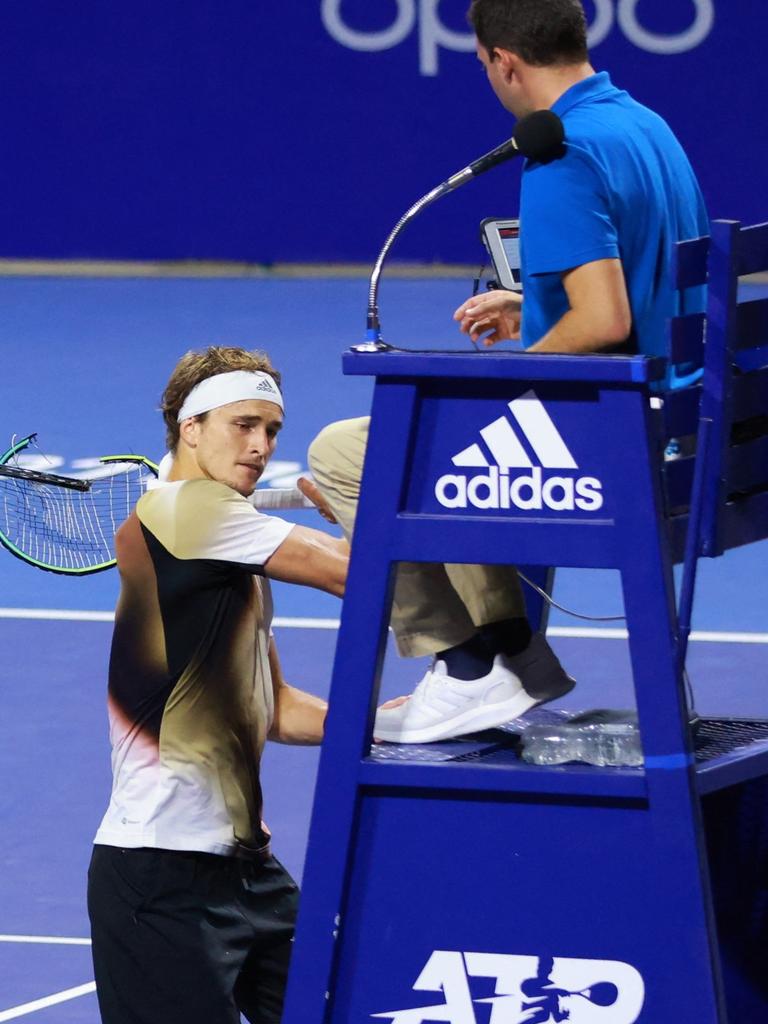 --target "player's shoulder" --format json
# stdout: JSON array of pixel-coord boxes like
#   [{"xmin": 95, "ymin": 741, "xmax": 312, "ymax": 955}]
[
  {"xmin": 137, "ymin": 477, "xmax": 293, "ymax": 565},
  {"xmin": 139, "ymin": 477, "xmax": 248, "ymax": 514},
  {"xmin": 137, "ymin": 478, "xmax": 255, "ymax": 547}
]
